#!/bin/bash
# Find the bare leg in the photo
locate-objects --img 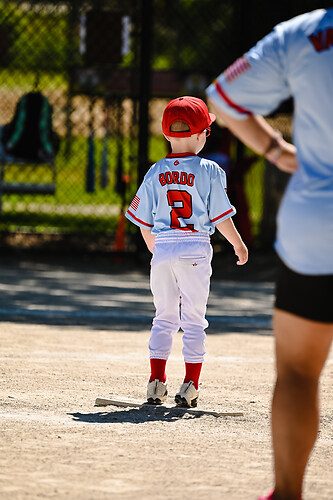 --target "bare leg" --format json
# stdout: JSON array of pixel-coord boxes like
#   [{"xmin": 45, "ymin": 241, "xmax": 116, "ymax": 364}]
[{"xmin": 272, "ymin": 309, "xmax": 333, "ymax": 500}]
